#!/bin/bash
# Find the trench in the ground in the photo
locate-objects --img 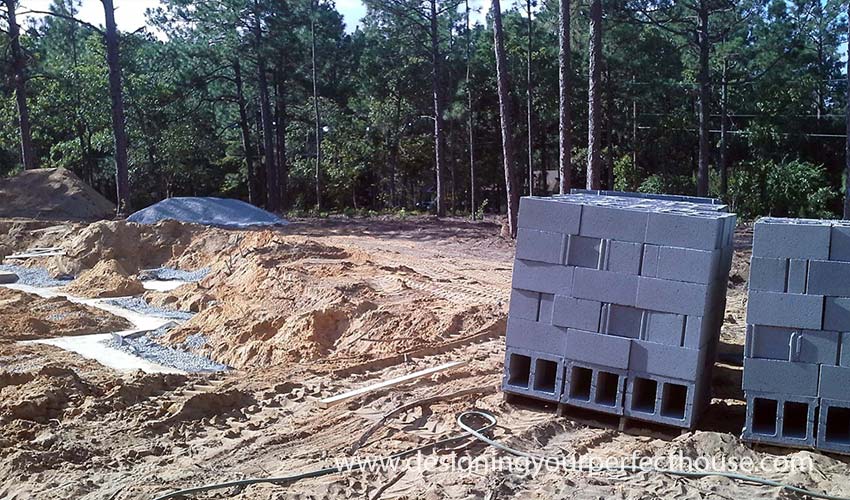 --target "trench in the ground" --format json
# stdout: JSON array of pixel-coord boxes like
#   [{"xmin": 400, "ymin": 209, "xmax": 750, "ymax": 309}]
[{"xmin": 6, "ymin": 281, "xmax": 196, "ymax": 374}]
